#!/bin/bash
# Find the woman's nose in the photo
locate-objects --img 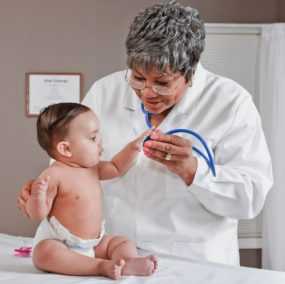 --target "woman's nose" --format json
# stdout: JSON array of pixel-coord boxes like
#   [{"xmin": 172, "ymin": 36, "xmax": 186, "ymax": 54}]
[{"xmin": 141, "ymin": 85, "xmax": 157, "ymax": 98}]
